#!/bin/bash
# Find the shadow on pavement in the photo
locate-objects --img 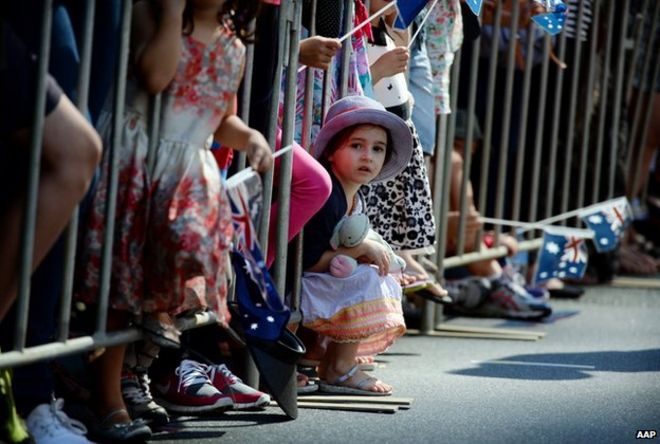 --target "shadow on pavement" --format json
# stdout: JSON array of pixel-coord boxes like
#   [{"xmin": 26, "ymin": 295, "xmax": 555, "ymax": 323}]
[{"xmin": 449, "ymin": 348, "xmax": 660, "ymax": 380}]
